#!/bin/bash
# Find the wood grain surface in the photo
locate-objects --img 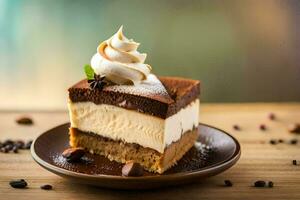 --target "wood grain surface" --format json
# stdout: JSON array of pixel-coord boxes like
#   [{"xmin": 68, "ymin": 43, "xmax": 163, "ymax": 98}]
[{"xmin": 0, "ymin": 103, "xmax": 299, "ymax": 200}]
